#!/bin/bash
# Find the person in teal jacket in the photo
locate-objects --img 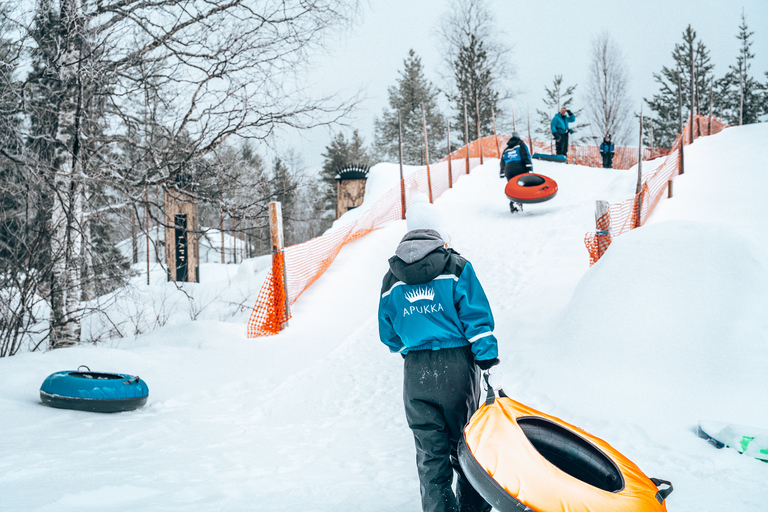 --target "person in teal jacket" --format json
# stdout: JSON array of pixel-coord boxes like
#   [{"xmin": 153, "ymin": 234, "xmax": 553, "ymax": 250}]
[
  {"xmin": 378, "ymin": 194, "xmax": 497, "ymax": 512},
  {"xmin": 551, "ymin": 107, "xmax": 576, "ymax": 156}
]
